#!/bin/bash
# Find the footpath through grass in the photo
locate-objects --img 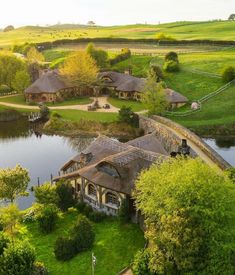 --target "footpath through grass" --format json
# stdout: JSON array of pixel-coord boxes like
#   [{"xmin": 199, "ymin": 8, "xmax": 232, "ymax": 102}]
[{"xmin": 26, "ymin": 212, "xmax": 145, "ymax": 275}]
